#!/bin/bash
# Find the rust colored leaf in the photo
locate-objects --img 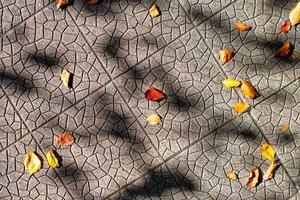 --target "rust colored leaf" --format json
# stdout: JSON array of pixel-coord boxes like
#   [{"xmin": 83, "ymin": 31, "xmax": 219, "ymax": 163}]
[
  {"xmin": 264, "ymin": 160, "xmax": 278, "ymax": 181},
  {"xmin": 149, "ymin": 3, "xmax": 160, "ymax": 18},
  {"xmin": 56, "ymin": 132, "xmax": 74, "ymax": 147},
  {"xmin": 145, "ymin": 88, "xmax": 166, "ymax": 102},
  {"xmin": 280, "ymin": 20, "xmax": 292, "ymax": 33},
  {"xmin": 235, "ymin": 22, "xmax": 251, "ymax": 32},
  {"xmin": 246, "ymin": 167, "xmax": 260, "ymax": 189},
  {"xmin": 219, "ymin": 49, "xmax": 235, "ymax": 63},
  {"xmin": 84, "ymin": 0, "xmax": 99, "ymax": 5},
  {"xmin": 281, "ymin": 124, "xmax": 289, "ymax": 132},
  {"xmin": 274, "ymin": 42, "xmax": 293, "ymax": 58},
  {"xmin": 233, "ymin": 102, "xmax": 249, "ymax": 113},
  {"xmin": 240, "ymin": 80, "xmax": 258, "ymax": 99},
  {"xmin": 56, "ymin": 0, "xmax": 70, "ymax": 9}
]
